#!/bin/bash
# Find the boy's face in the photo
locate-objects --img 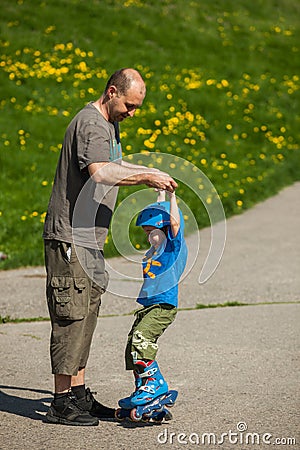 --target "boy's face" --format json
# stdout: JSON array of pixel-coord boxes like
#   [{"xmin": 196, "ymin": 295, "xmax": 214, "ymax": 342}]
[{"xmin": 142, "ymin": 226, "xmax": 166, "ymax": 247}]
